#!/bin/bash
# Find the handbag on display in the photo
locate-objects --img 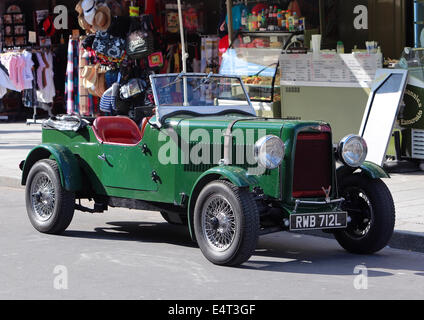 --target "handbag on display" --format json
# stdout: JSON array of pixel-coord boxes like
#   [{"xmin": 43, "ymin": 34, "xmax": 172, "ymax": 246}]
[
  {"xmin": 115, "ymin": 78, "xmax": 147, "ymax": 116},
  {"xmin": 119, "ymin": 78, "xmax": 147, "ymax": 100},
  {"xmin": 126, "ymin": 16, "xmax": 154, "ymax": 59},
  {"xmin": 92, "ymin": 31, "xmax": 126, "ymax": 63}
]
